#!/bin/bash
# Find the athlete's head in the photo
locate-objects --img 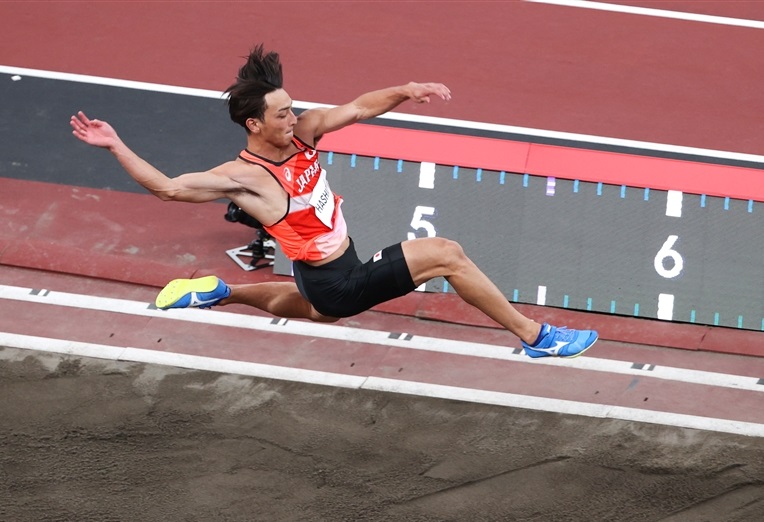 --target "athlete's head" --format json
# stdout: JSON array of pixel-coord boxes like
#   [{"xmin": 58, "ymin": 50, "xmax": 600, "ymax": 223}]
[{"xmin": 225, "ymin": 44, "xmax": 284, "ymax": 131}]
